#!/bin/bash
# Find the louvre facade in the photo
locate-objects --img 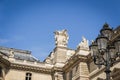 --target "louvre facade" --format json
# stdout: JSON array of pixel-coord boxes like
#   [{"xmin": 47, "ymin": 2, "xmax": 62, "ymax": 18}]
[{"xmin": 0, "ymin": 24, "xmax": 120, "ymax": 80}]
